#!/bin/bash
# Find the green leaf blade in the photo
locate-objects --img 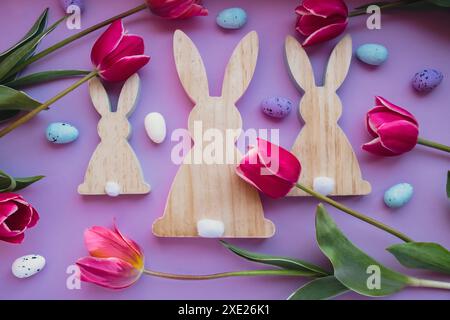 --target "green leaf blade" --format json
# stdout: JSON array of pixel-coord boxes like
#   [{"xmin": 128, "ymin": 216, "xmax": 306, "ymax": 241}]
[
  {"xmin": 0, "ymin": 85, "xmax": 41, "ymax": 111},
  {"xmin": 0, "ymin": 8, "xmax": 49, "ymax": 62},
  {"xmin": 427, "ymin": 0, "xmax": 450, "ymax": 7},
  {"xmin": 220, "ymin": 241, "xmax": 330, "ymax": 276},
  {"xmin": 288, "ymin": 276, "xmax": 349, "ymax": 300},
  {"xmin": 446, "ymin": 171, "xmax": 450, "ymax": 198},
  {"xmin": 4, "ymin": 70, "xmax": 91, "ymax": 89},
  {"xmin": 0, "ymin": 171, "xmax": 44, "ymax": 192},
  {"xmin": 315, "ymin": 204, "xmax": 410, "ymax": 297},
  {"xmin": 387, "ymin": 242, "xmax": 450, "ymax": 275}
]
